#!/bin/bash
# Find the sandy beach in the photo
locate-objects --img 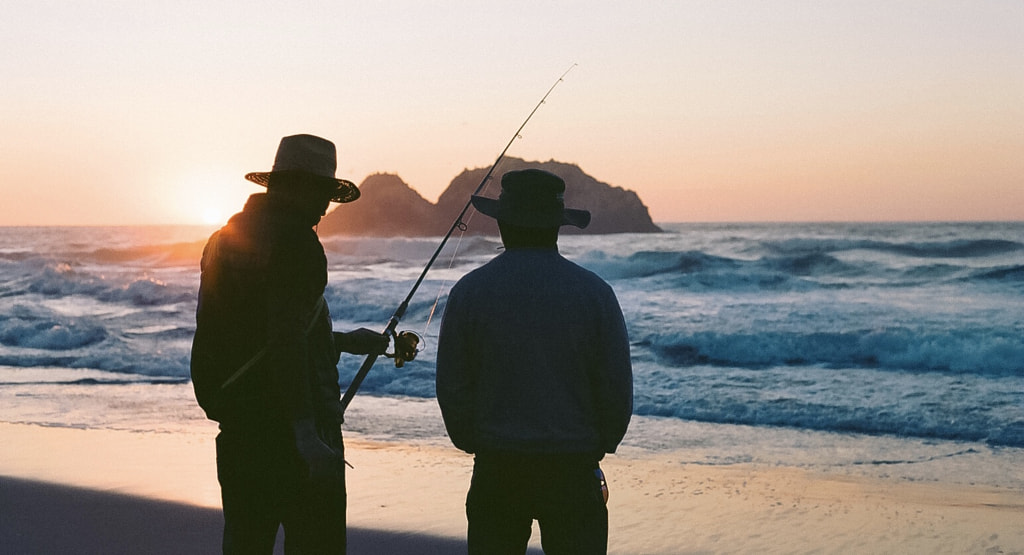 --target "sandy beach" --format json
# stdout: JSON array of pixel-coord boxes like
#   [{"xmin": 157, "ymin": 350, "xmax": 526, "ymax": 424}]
[{"xmin": 2, "ymin": 421, "xmax": 1021, "ymax": 554}]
